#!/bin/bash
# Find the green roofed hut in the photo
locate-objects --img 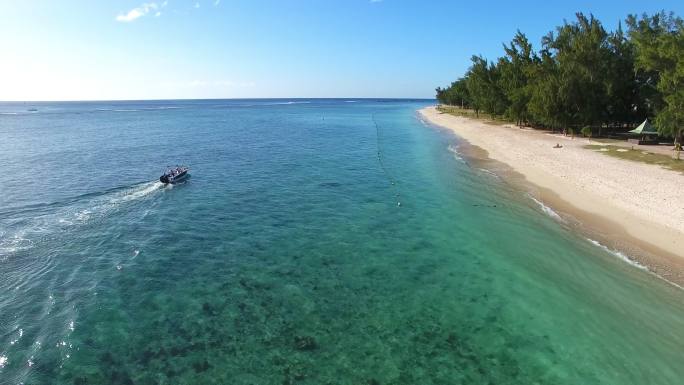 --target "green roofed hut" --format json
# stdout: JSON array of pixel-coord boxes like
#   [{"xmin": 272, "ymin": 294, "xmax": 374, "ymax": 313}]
[{"xmin": 627, "ymin": 119, "xmax": 659, "ymax": 145}]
